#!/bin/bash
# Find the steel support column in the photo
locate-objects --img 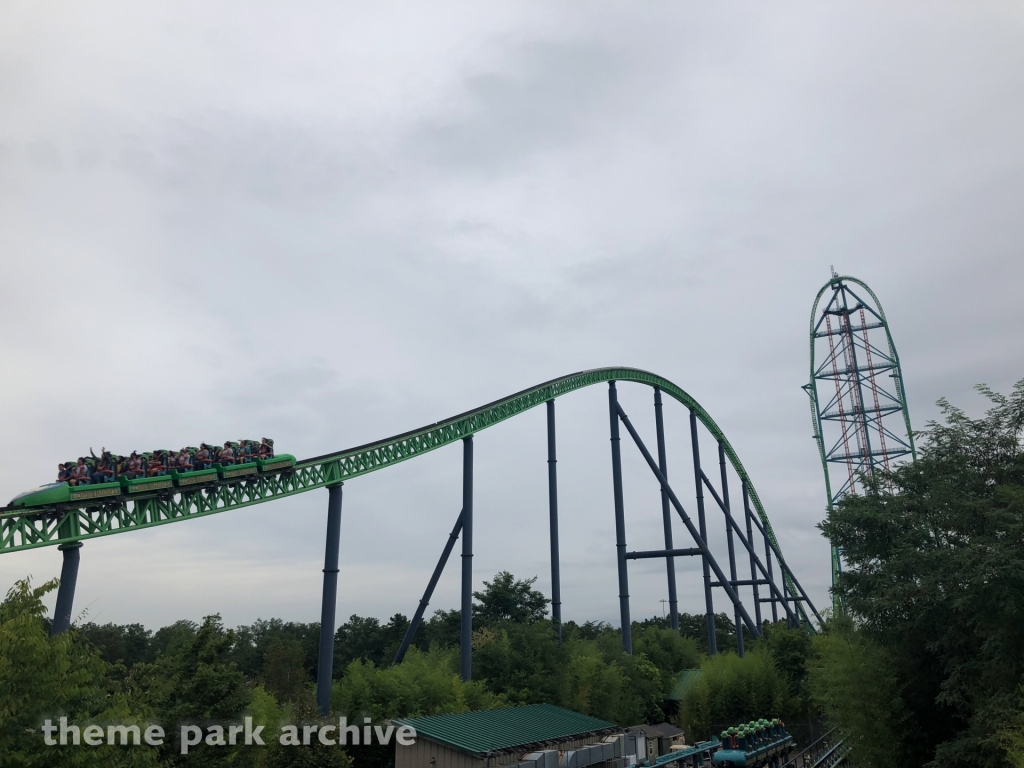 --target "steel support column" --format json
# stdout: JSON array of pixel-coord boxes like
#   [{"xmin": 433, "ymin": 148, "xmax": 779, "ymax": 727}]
[
  {"xmin": 460, "ymin": 435, "xmax": 474, "ymax": 681},
  {"xmin": 719, "ymin": 443, "xmax": 743, "ymax": 656},
  {"xmin": 764, "ymin": 526, "xmax": 779, "ymax": 623},
  {"xmin": 546, "ymin": 400, "xmax": 562, "ymax": 642},
  {"xmin": 316, "ymin": 483, "xmax": 343, "ymax": 716},
  {"xmin": 742, "ymin": 482, "xmax": 763, "ymax": 629},
  {"xmin": 690, "ymin": 408, "xmax": 717, "ymax": 654},
  {"xmin": 393, "ymin": 510, "xmax": 464, "ymax": 666},
  {"xmin": 654, "ymin": 387, "xmax": 679, "ymax": 632},
  {"xmin": 608, "ymin": 382, "xmax": 632, "ymax": 654},
  {"xmin": 51, "ymin": 542, "xmax": 82, "ymax": 636}
]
